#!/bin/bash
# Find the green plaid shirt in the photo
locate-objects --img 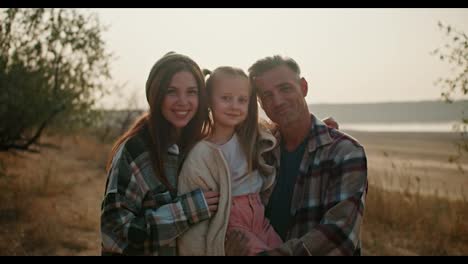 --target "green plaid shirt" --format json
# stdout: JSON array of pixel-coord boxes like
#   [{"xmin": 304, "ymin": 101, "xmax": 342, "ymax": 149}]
[
  {"xmin": 261, "ymin": 115, "xmax": 368, "ymax": 256},
  {"xmin": 100, "ymin": 127, "xmax": 210, "ymax": 255}
]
